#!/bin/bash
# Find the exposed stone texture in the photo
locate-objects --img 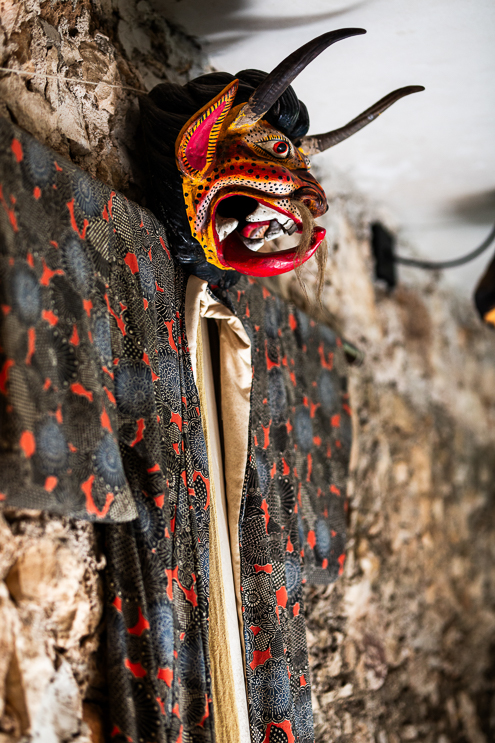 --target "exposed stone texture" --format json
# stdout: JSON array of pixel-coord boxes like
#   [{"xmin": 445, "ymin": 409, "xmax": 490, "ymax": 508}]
[
  {"xmin": 0, "ymin": 511, "xmax": 104, "ymax": 742},
  {"xmin": 0, "ymin": 0, "xmax": 206, "ymax": 192},
  {"xmin": 271, "ymin": 168, "xmax": 495, "ymax": 742},
  {"xmin": 0, "ymin": 2, "xmax": 205, "ymax": 740},
  {"xmin": 1, "ymin": 3, "xmax": 495, "ymax": 742}
]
